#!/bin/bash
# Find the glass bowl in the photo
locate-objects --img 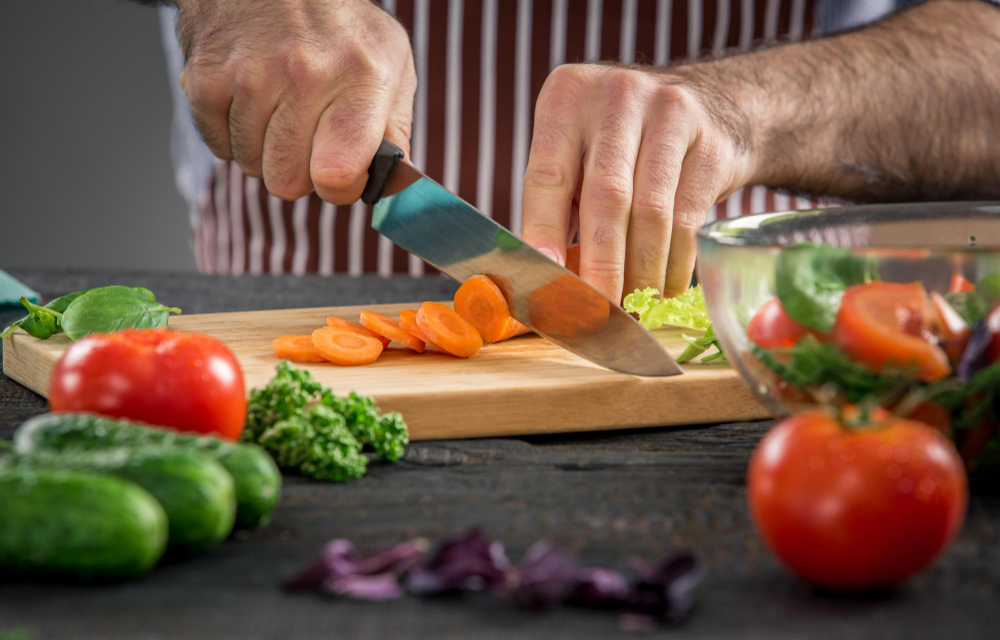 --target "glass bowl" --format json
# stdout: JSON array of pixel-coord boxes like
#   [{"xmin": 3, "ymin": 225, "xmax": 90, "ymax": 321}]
[{"xmin": 696, "ymin": 201, "xmax": 1000, "ymax": 463}]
